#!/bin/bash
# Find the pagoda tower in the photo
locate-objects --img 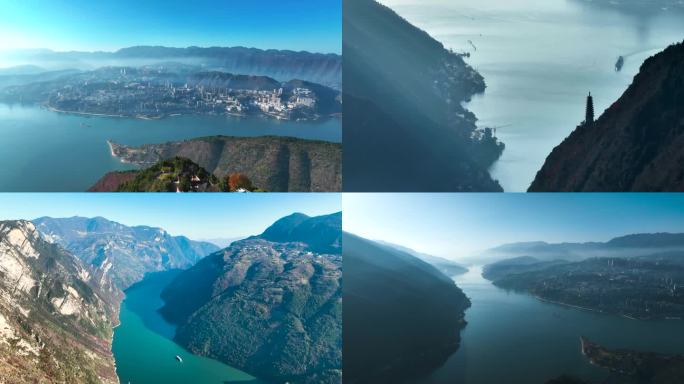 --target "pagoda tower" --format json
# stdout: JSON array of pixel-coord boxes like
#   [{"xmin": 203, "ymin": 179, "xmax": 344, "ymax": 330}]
[{"xmin": 585, "ymin": 92, "xmax": 595, "ymax": 128}]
